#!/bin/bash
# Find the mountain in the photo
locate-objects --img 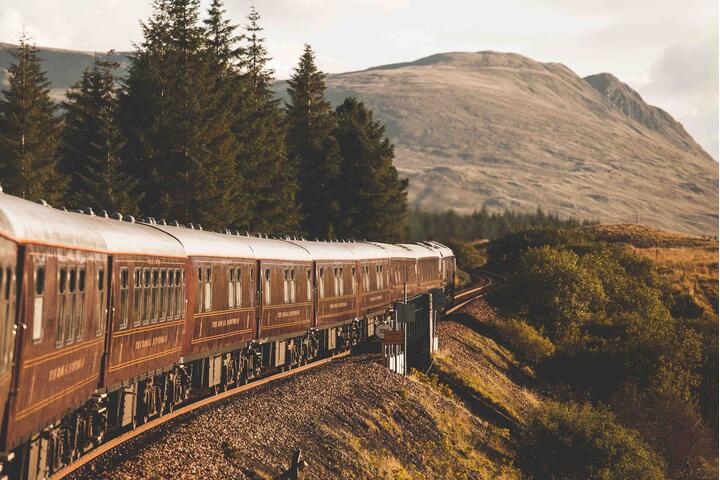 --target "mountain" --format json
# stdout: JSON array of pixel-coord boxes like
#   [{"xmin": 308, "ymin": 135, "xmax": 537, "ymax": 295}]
[
  {"xmin": 277, "ymin": 51, "xmax": 717, "ymax": 236},
  {"xmin": 1, "ymin": 45, "xmax": 717, "ymax": 235},
  {"xmin": 0, "ymin": 43, "xmax": 130, "ymax": 100}
]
